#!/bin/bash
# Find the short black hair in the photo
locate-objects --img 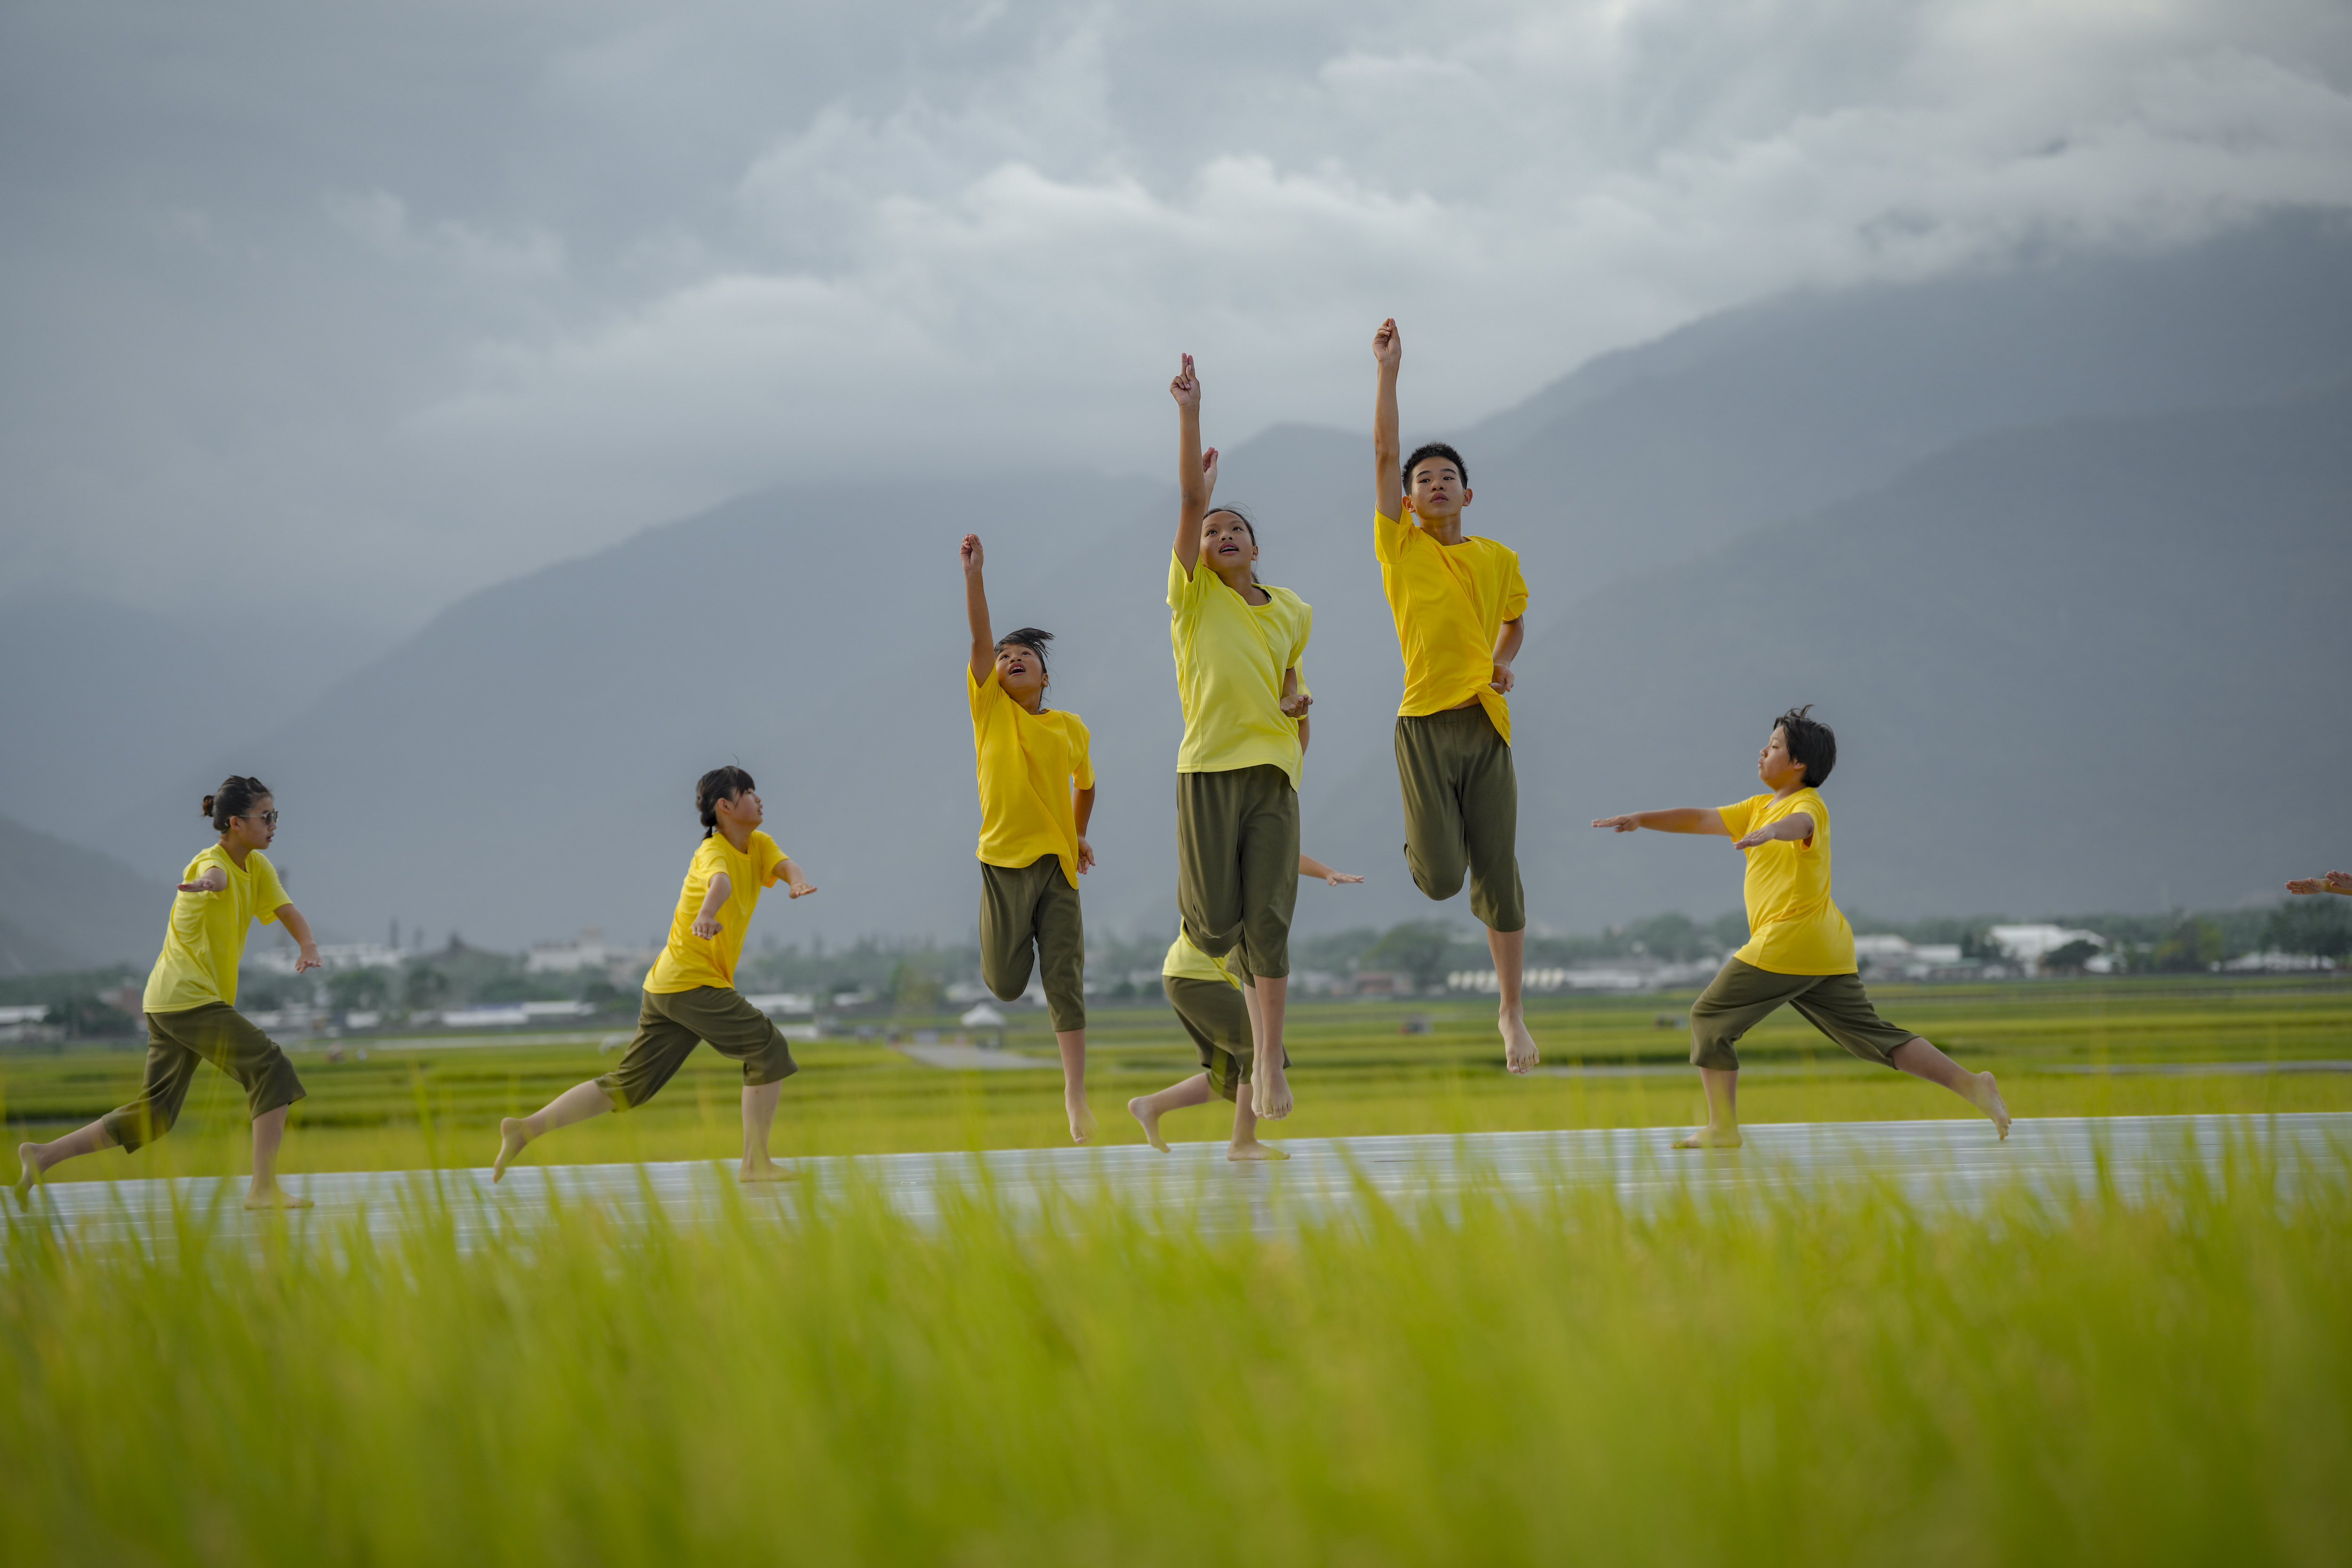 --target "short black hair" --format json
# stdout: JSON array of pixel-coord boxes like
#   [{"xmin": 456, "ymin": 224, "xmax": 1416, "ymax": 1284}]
[
  {"xmin": 1402, "ymin": 441, "xmax": 1469, "ymax": 492},
  {"xmin": 1774, "ymin": 705, "xmax": 1836, "ymax": 788},
  {"xmin": 696, "ymin": 765, "xmax": 756, "ymax": 838},
  {"xmin": 994, "ymin": 627, "xmax": 1054, "ymax": 675}
]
